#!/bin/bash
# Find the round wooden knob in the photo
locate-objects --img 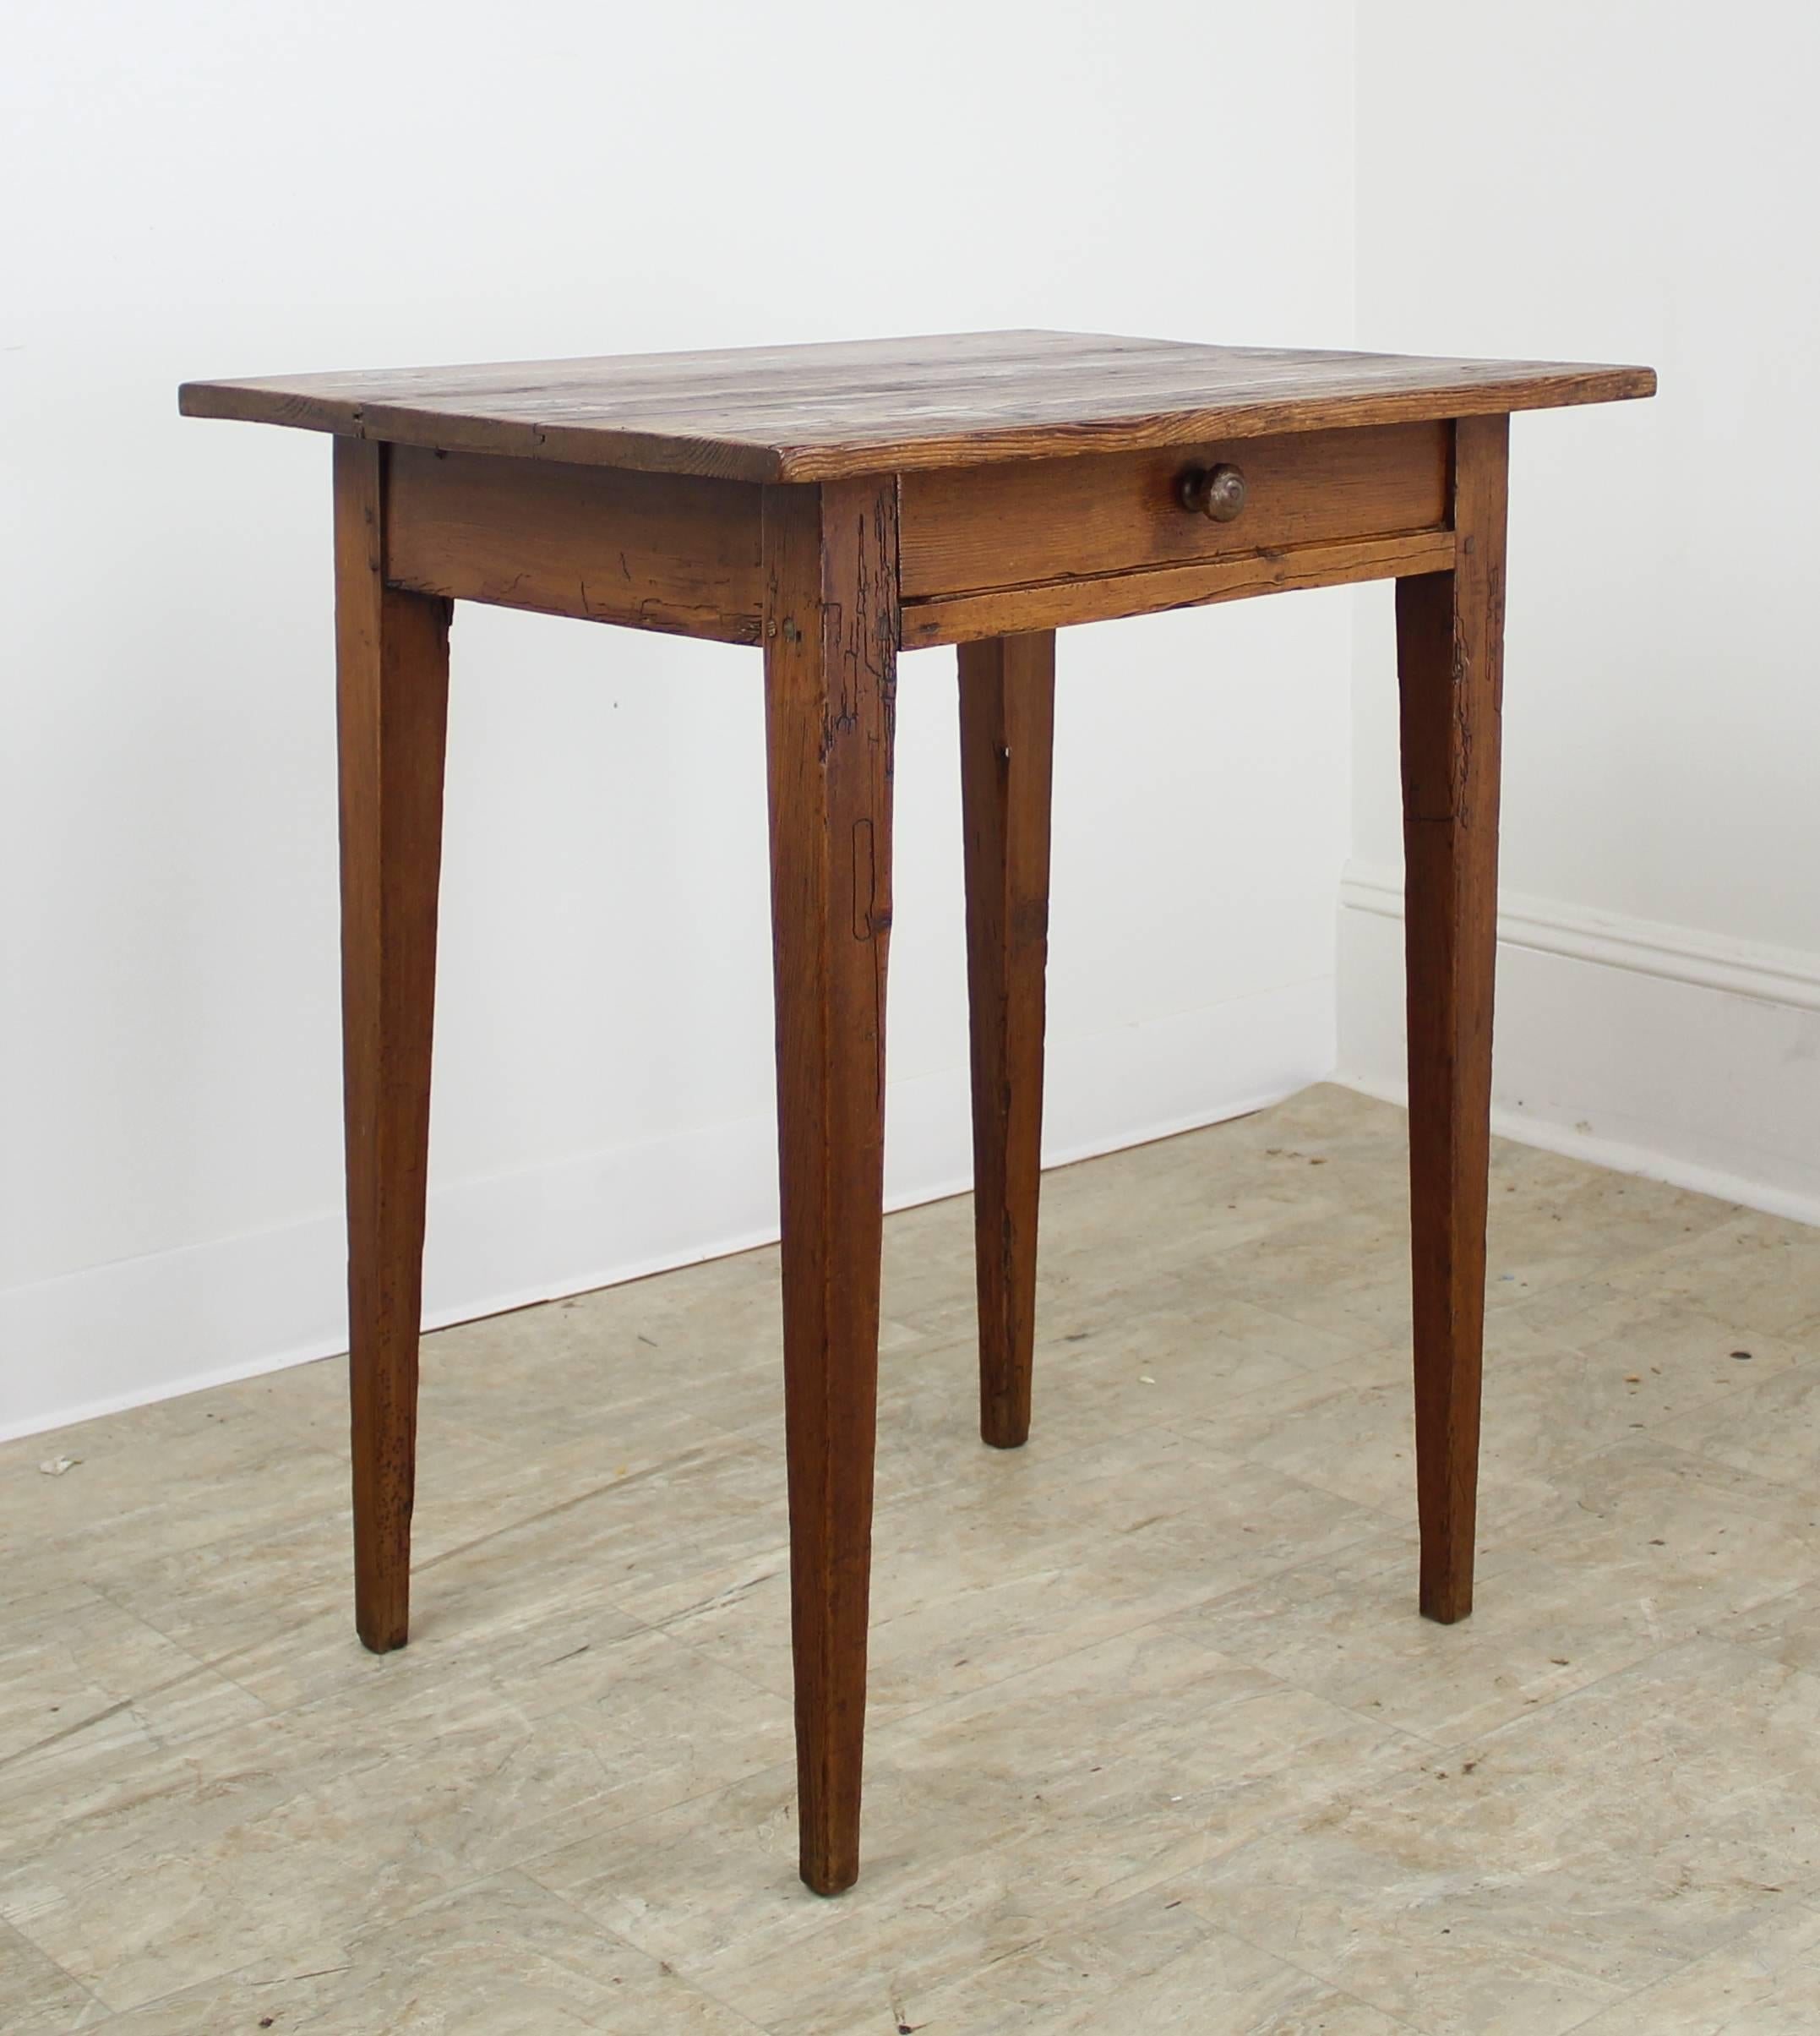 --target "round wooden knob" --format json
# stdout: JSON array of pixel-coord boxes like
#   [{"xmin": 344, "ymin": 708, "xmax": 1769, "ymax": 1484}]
[{"xmin": 1179, "ymin": 462, "xmax": 1247, "ymax": 521}]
